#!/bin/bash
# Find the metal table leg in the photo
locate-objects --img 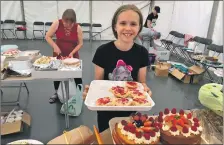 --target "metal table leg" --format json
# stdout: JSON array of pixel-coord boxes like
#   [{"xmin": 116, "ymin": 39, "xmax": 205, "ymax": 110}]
[{"xmin": 64, "ymin": 80, "xmax": 70, "ymax": 128}]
